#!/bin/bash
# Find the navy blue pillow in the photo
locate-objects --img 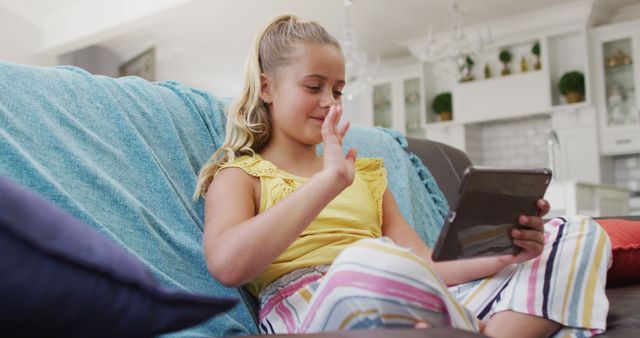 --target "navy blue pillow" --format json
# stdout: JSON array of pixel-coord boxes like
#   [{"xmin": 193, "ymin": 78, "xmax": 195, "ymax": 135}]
[{"xmin": 0, "ymin": 176, "xmax": 237, "ymax": 337}]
